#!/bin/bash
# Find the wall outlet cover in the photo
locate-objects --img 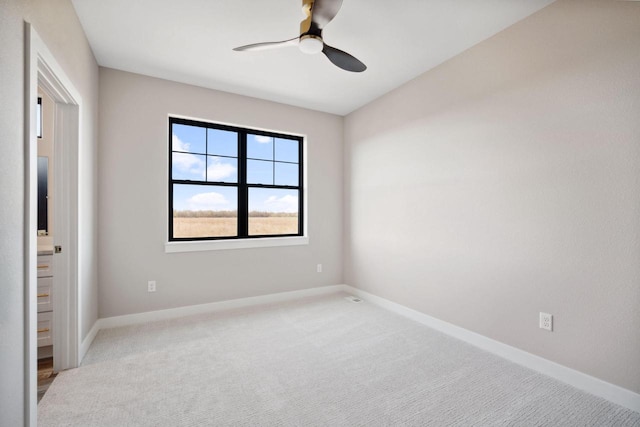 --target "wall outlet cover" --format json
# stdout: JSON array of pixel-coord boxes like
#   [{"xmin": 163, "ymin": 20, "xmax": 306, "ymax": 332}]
[{"xmin": 539, "ymin": 312, "xmax": 553, "ymax": 331}]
